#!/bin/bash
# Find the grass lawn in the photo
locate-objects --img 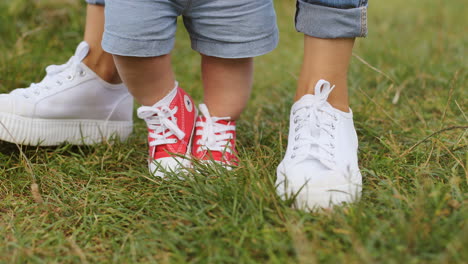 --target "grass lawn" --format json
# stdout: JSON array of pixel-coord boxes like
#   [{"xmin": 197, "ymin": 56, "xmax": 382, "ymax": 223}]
[{"xmin": 0, "ymin": 0, "xmax": 466, "ymax": 263}]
